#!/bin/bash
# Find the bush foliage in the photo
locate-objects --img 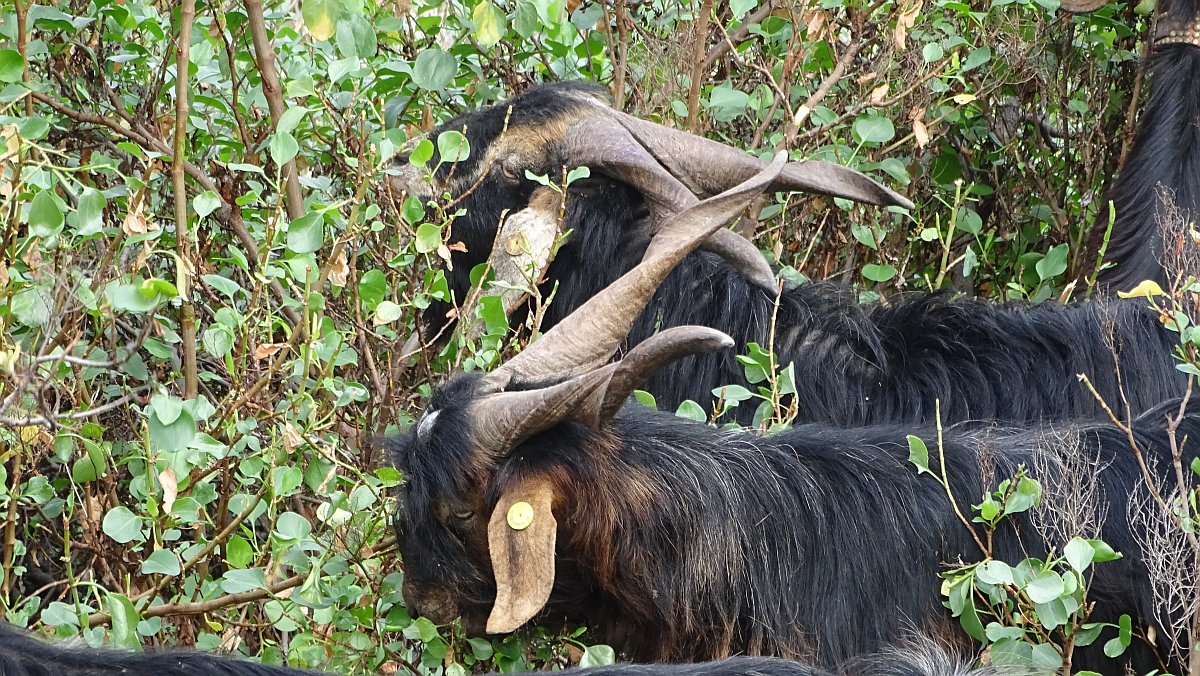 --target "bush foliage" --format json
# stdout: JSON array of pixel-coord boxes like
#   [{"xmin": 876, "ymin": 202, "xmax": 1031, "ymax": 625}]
[{"xmin": 0, "ymin": 0, "xmax": 1167, "ymax": 672}]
